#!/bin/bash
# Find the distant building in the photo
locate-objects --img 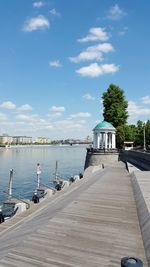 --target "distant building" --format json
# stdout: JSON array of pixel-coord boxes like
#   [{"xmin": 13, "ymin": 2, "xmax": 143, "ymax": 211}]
[
  {"xmin": 63, "ymin": 138, "xmax": 92, "ymax": 145},
  {"xmin": 12, "ymin": 136, "xmax": 32, "ymax": 145},
  {"xmin": 124, "ymin": 141, "xmax": 134, "ymax": 150},
  {"xmin": 85, "ymin": 135, "xmax": 92, "ymax": 143},
  {"xmin": 0, "ymin": 135, "xmax": 13, "ymax": 145},
  {"xmin": 34, "ymin": 137, "xmax": 51, "ymax": 144}
]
